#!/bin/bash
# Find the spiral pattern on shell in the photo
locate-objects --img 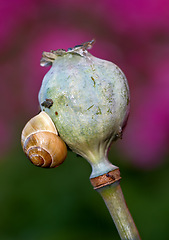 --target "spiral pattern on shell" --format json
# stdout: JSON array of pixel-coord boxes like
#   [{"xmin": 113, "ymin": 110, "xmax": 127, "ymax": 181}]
[{"xmin": 21, "ymin": 111, "xmax": 67, "ymax": 168}]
